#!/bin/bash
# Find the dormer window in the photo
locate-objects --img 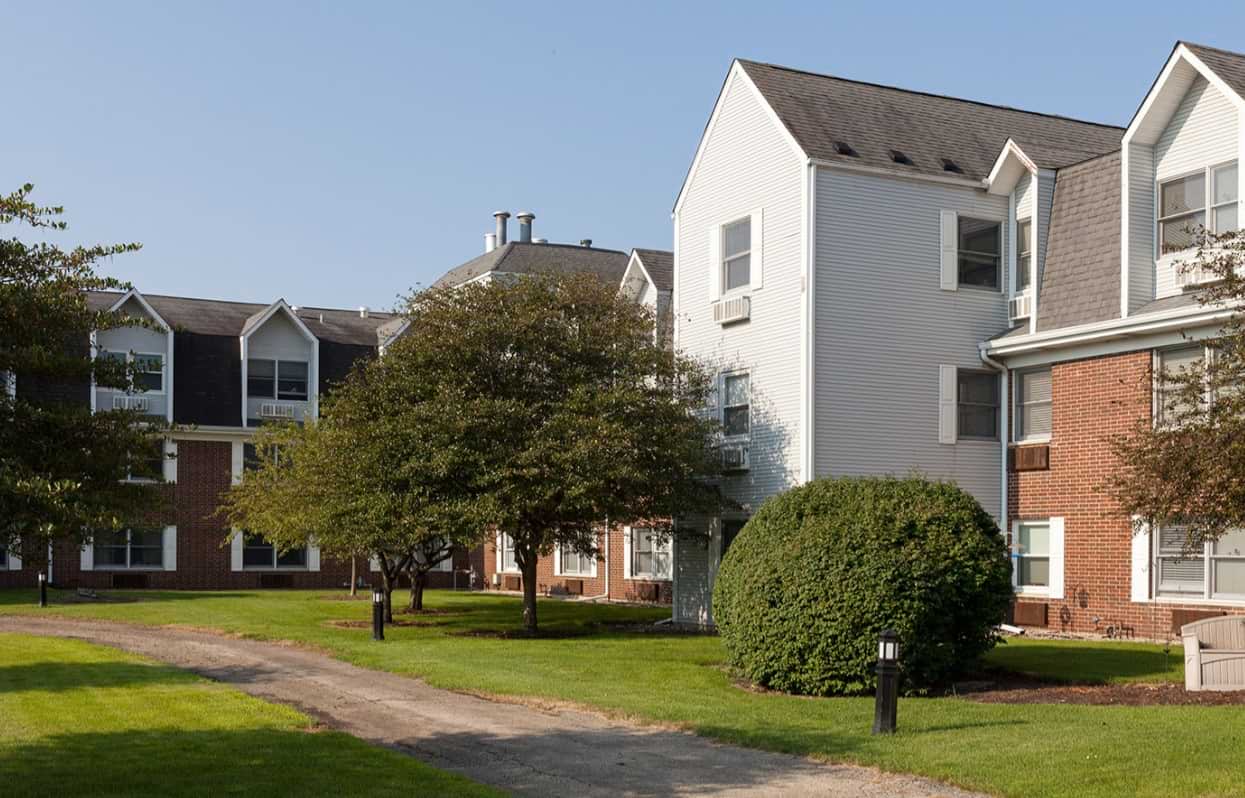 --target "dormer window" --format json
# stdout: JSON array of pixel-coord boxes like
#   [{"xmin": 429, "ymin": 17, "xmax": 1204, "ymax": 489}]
[
  {"xmin": 247, "ymin": 359, "xmax": 308, "ymax": 401},
  {"xmin": 721, "ymin": 217, "xmax": 751, "ymax": 292},
  {"xmin": 99, "ymin": 350, "xmax": 164, "ymax": 393},
  {"xmin": 1015, "ymin": 219, "xmax": 1032, "ymax": 291},
  {"xmin": 1159, "ymin": 162, "xmax": 1238, "ymax": 254}
]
